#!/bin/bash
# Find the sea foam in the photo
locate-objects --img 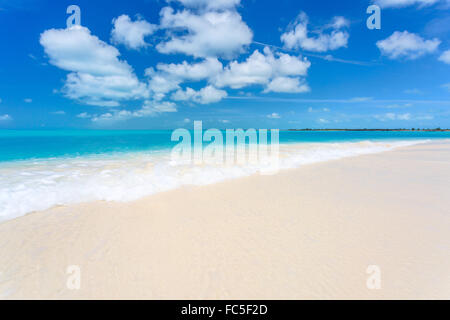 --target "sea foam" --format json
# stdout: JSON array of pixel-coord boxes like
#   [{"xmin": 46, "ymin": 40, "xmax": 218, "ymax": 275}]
[{"xmin": 0, "ymin": 140, "xmax": 428, "ymax": 222}]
